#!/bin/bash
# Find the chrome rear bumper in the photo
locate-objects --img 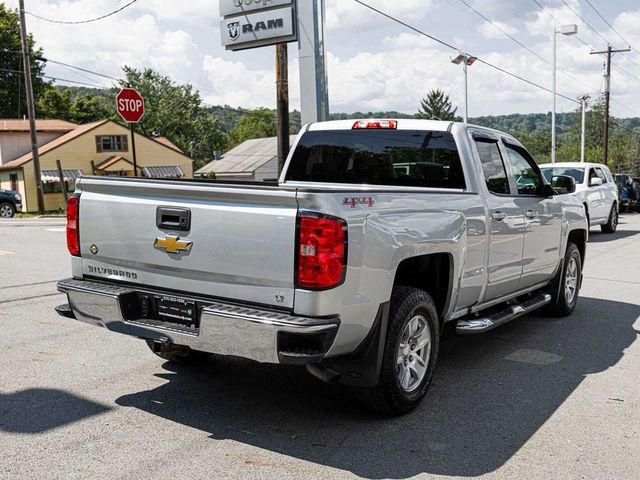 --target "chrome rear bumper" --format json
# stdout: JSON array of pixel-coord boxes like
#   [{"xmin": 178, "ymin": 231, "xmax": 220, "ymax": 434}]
[{"xmin": 56, "ymin": 278, "xmax": 339, "ymax": 364}]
